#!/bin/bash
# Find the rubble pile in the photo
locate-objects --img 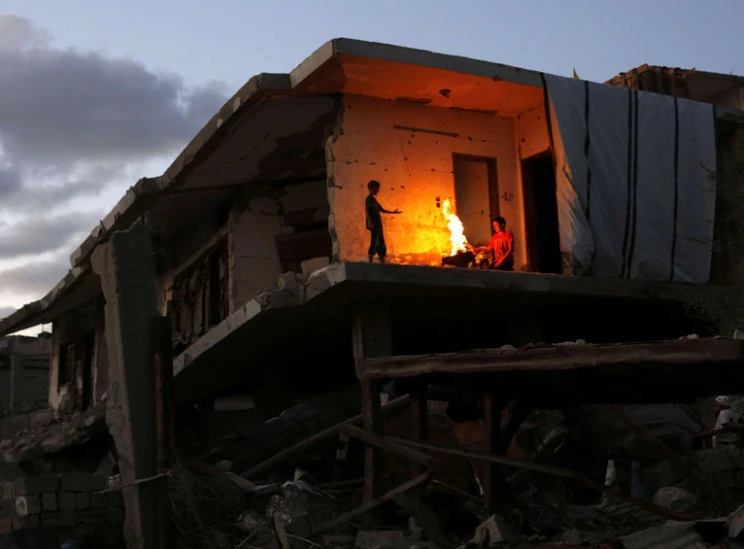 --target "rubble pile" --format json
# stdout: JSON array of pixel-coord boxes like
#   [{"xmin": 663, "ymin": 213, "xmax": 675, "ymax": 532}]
[{"xmin": 170, "ymin": 390, "xmax": 744, "ymax": 549}]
